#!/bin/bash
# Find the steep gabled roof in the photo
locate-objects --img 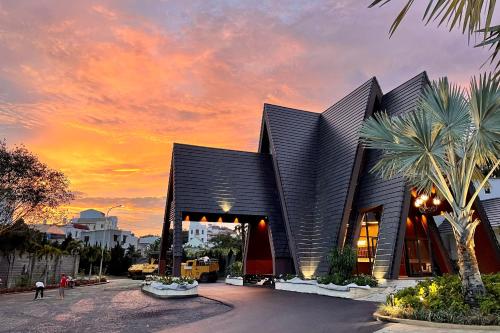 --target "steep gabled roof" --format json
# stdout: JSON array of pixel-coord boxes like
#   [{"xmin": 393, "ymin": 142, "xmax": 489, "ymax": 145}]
[
  {"xmin": 262, "ymin": 104, "xmax": 320, "ymax": 273},
  {"xmin": 312, "ymin": 77, "xmax": 382, "ymax": 274},
  {"xmin": 262, "ymin": 78, "xmax": 382, "ymax": 275}
]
